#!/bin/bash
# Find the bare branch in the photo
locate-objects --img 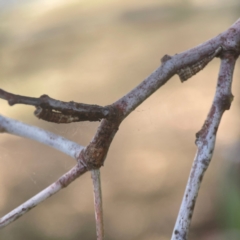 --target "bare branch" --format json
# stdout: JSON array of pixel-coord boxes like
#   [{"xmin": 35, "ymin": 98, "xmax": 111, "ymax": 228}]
[
  {"xmin": 0, "ymin": 115, "xmax": 84, "ymax": 159},
  {"xmin": 171, "ymin": 50, "xmax": 239, "ymax": 240},
  {"xmin": 91, "ymin": 169, "xmax": 104, "ymax": 240},
  {"xmin": 0, "ymin": 163, "xmax": 87, "ymax": 228},
  {"xmin": 2, "ymin": 20, "xmax": 240, "ymax": 123},
  {"xmin": 0, "ymin": 89, "xmax": 119, "ymax": 122},
  {"xmin": 1, "ymin": 18, "xmax": 240, "ymax": 235},
  {"xmin": 115, "ymin": 19, "xmax": 240, "ymax": 117}
]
